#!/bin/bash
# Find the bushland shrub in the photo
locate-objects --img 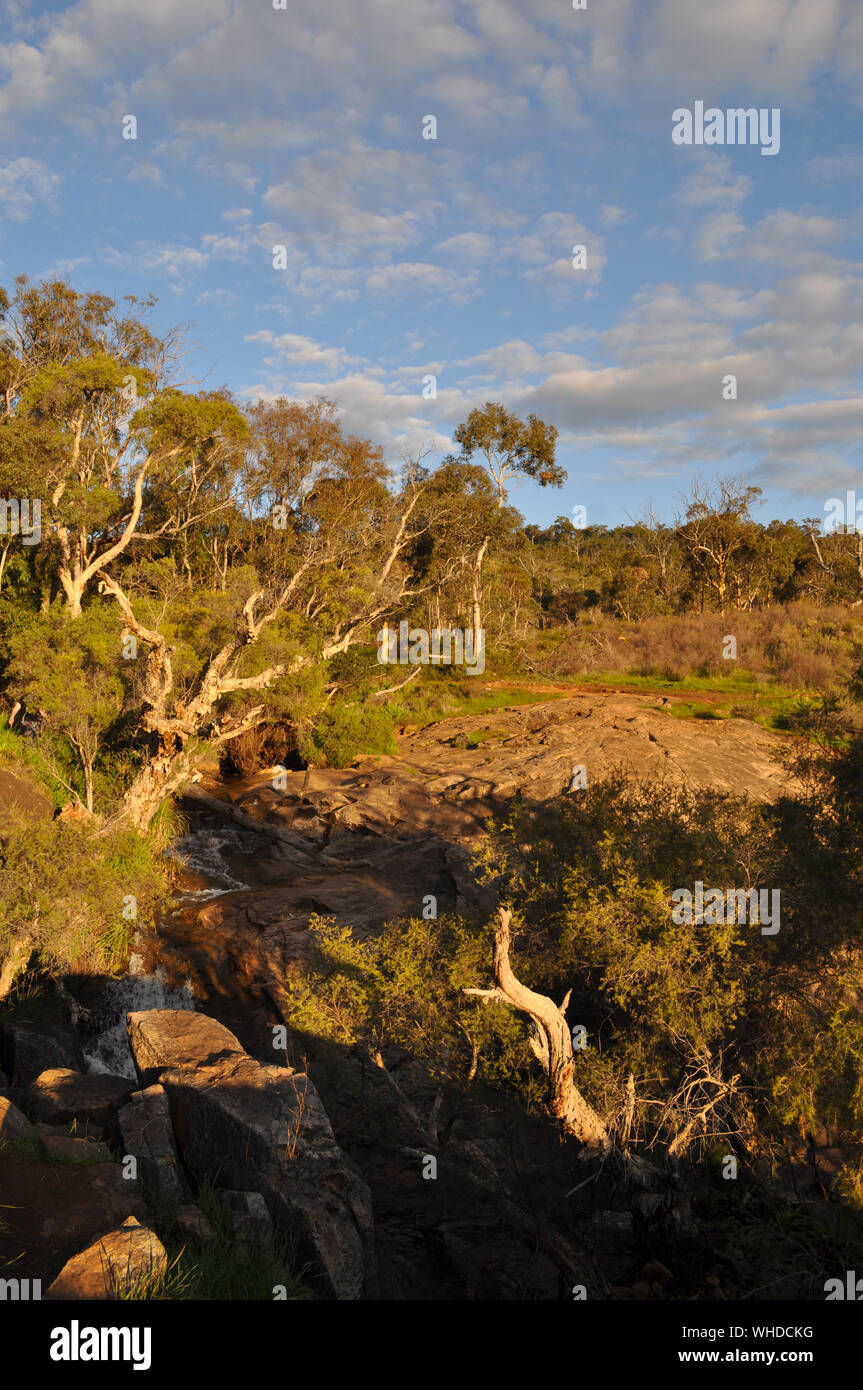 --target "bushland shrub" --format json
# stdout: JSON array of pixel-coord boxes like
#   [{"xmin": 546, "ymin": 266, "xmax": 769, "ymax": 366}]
[
  {"xmin": 305, "ymin": 700, "xmax": 396, "ymax": 767},
  {"xmin": 0, "ymin": 811, "xmax": 166, "ymax": 998}
]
